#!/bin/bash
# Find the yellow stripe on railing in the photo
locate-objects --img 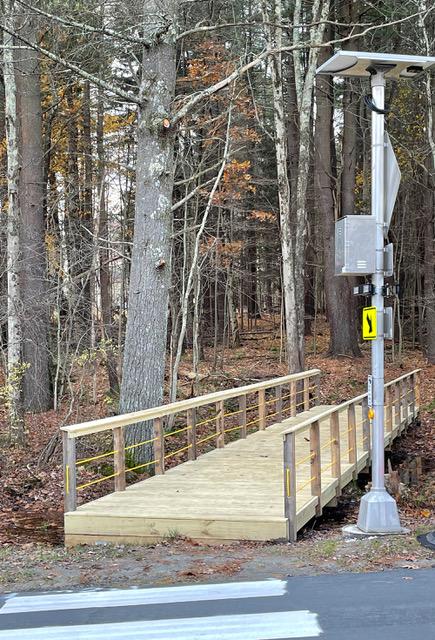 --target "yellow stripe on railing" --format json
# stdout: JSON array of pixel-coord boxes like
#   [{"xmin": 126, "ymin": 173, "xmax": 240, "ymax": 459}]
[
  {"xmin": 77, "ymin": 471, "xmax": 120, "ymax": 490},
  {"xmin": 65, "ymin": 464, "xmax": 70, "ymax": 495},
  {"xmin": 196, "ymin": 432, "xmax": 219, "ymax": 445},
  {"xmin": 125, "ymin": 436, "xmax": 157, "ymax": 452},
  {"xmin": 76, "ymin": 450, "xmax": 117, "ymax": 466},
  {"xmin": 297, "ymin": 476, "xmax": 317, "ymax": 492},
  {"xmin": 295, "ymin": 452, "xmax": 315, "ymax": 467},
  {"xmin": 164, "ymin": 426, "xmax": 191, "ymax": 438},
  {"xmin": 164, "ymin": 445, "xmax": 192, "ymax": 459},
  {"xmin": 126, "ymin": 459, "xmax": 158, "ymax": 473}
]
